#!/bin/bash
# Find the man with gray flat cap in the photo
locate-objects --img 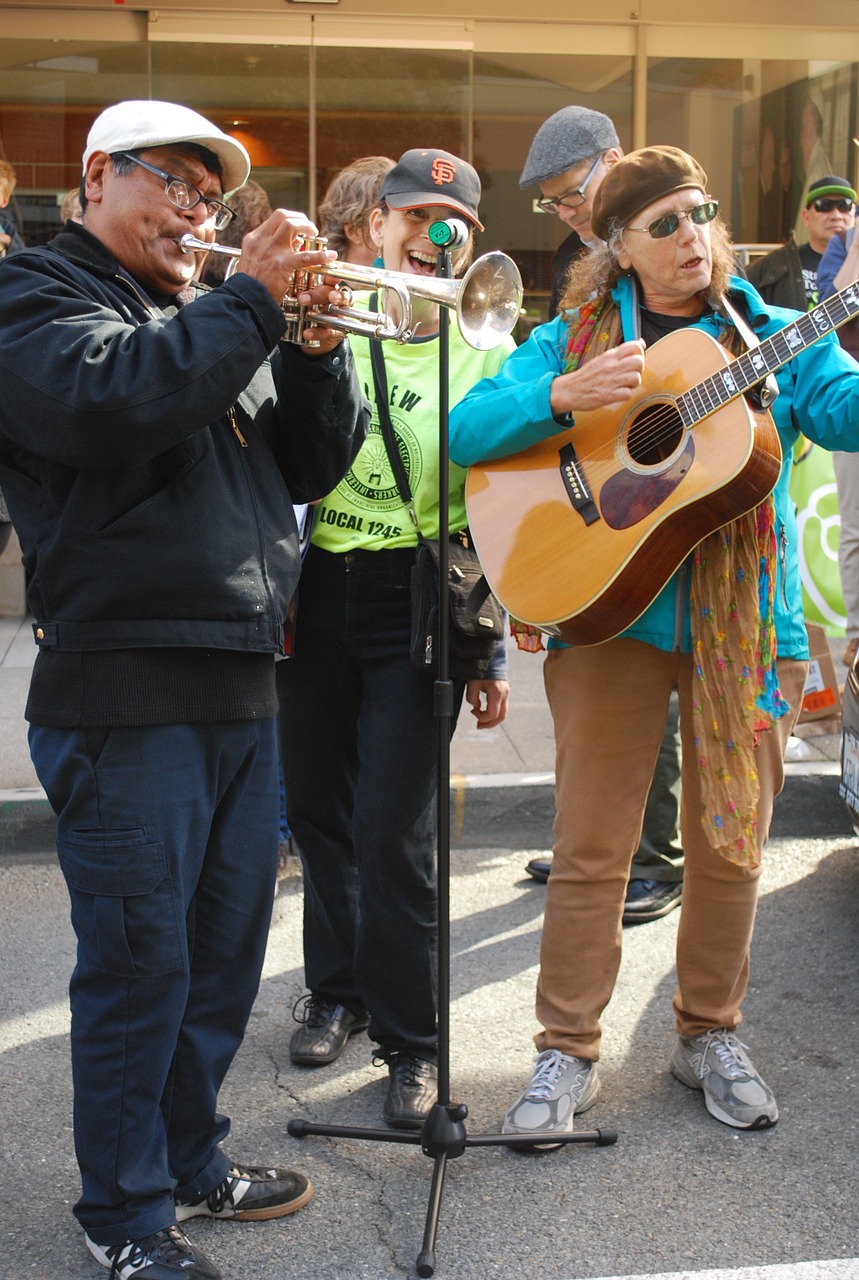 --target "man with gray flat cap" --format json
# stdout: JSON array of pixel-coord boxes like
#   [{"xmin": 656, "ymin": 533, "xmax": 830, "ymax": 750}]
[
  {"xmin": 517, "ymin": 104, "xmax": 685, "ymax": 925},
  {"xmin": 520, "ymin": 104, "xmax": 622, "ymax": 315},
  {"xmin": 0, "ymin": 99, "xmax": 368, "ymax": 1280}
]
